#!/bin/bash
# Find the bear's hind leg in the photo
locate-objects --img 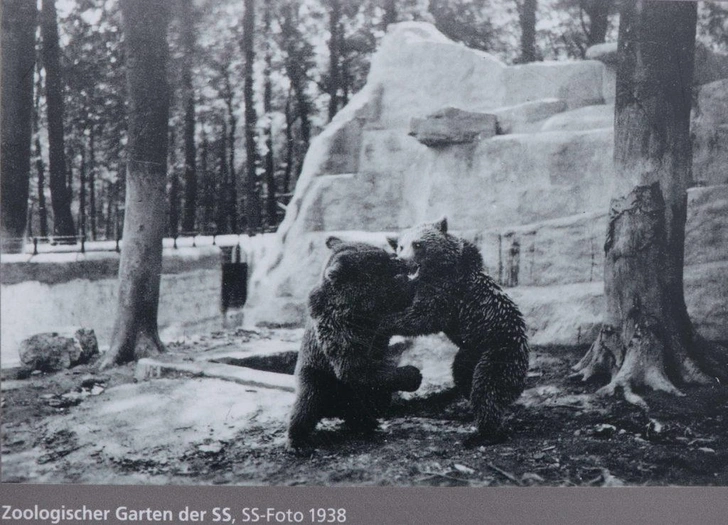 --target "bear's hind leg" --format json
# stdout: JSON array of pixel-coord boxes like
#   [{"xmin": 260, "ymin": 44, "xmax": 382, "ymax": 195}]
[
  {"xmin": 464, "ymin": 349, "xmax": 524, "ymax": 447},
  {"xmin": 287, "ymin": 369, "xmax": 329, "ymax": 453}
]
